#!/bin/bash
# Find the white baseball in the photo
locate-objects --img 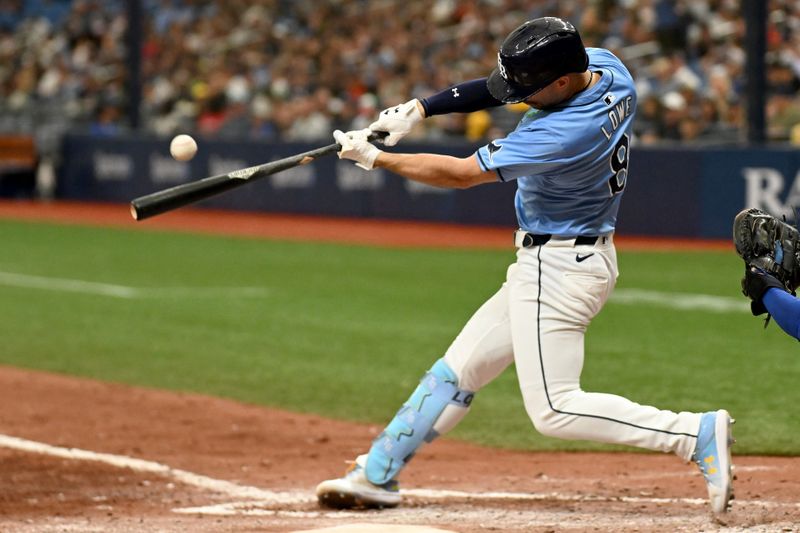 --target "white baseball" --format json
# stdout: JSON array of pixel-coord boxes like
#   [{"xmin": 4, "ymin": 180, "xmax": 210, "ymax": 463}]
[{"xmin": 169, "ymin": 134, "xmax": 197, "ymax": 161}]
